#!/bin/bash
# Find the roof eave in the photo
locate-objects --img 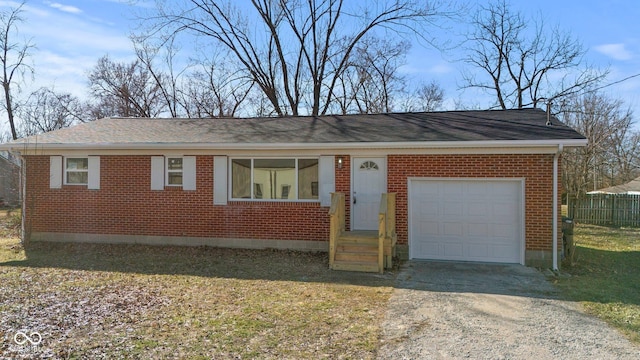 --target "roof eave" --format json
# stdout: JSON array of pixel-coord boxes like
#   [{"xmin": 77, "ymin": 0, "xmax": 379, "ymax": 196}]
[{"xmin": 0, "ymin": 138, "xmax": 588, "ymax": 152}]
